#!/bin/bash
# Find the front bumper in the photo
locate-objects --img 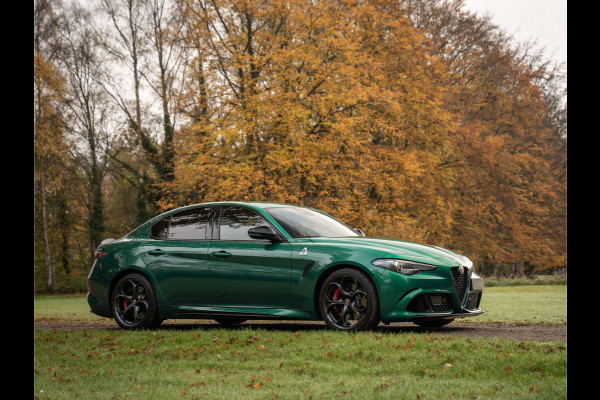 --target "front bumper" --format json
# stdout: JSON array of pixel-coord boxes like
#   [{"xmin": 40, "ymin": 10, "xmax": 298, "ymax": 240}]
[
  {"xmin": 377, "ymin": 266, "xmax": 484, "ymax": 323},
  {"xmin": 411, "ymin": 308, "xmax": 484, "ymax": 323}
]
